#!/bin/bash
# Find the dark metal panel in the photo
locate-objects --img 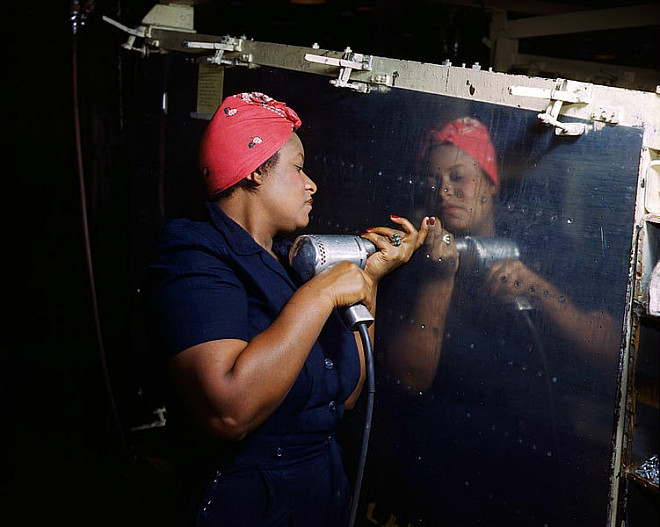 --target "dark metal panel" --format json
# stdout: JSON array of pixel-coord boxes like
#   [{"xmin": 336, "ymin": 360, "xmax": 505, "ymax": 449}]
[{"xmin": 212, "ymin": 65, "xmax": 641, "ymax": 525}]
